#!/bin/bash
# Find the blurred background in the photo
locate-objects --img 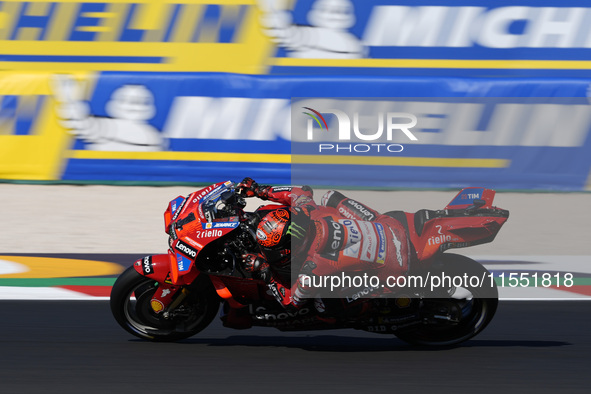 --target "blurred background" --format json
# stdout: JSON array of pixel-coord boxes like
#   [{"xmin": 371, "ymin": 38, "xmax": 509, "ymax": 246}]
[
  {"xmin": 0, "ymin": 3, "xmax": 590, "ymax": 391},
  {"xmin": 0, "ymin": 0, "xmax": 590, "ymax": 191}
]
